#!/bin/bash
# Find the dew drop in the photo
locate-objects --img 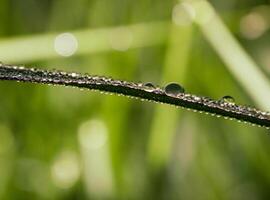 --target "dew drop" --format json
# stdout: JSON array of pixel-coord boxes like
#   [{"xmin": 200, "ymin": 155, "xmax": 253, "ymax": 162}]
[
  {"xmin": 221, "ymin": 95, "xmax": 235, "ymax": 104},
  {"xmin": 144, "ymin": 82, "xmax": 155, "ymax": 87},
  {"xmin": 137, "ymin": 82, "xmax": 143, "ymax": 87},
  {"xmin": 164, "ymin": 82, "xmax": 185, "ymax": 97},
  {"xmin": 193, "ymin": 96, "xmax": 201, "ymax": 101},
  {"xmin": 143, "ymin": 82, "xmax": 155, "ymax": 92},
  {"xmin": 71, "ymin": 72, "xmax": 77, "ymax": 77}
]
